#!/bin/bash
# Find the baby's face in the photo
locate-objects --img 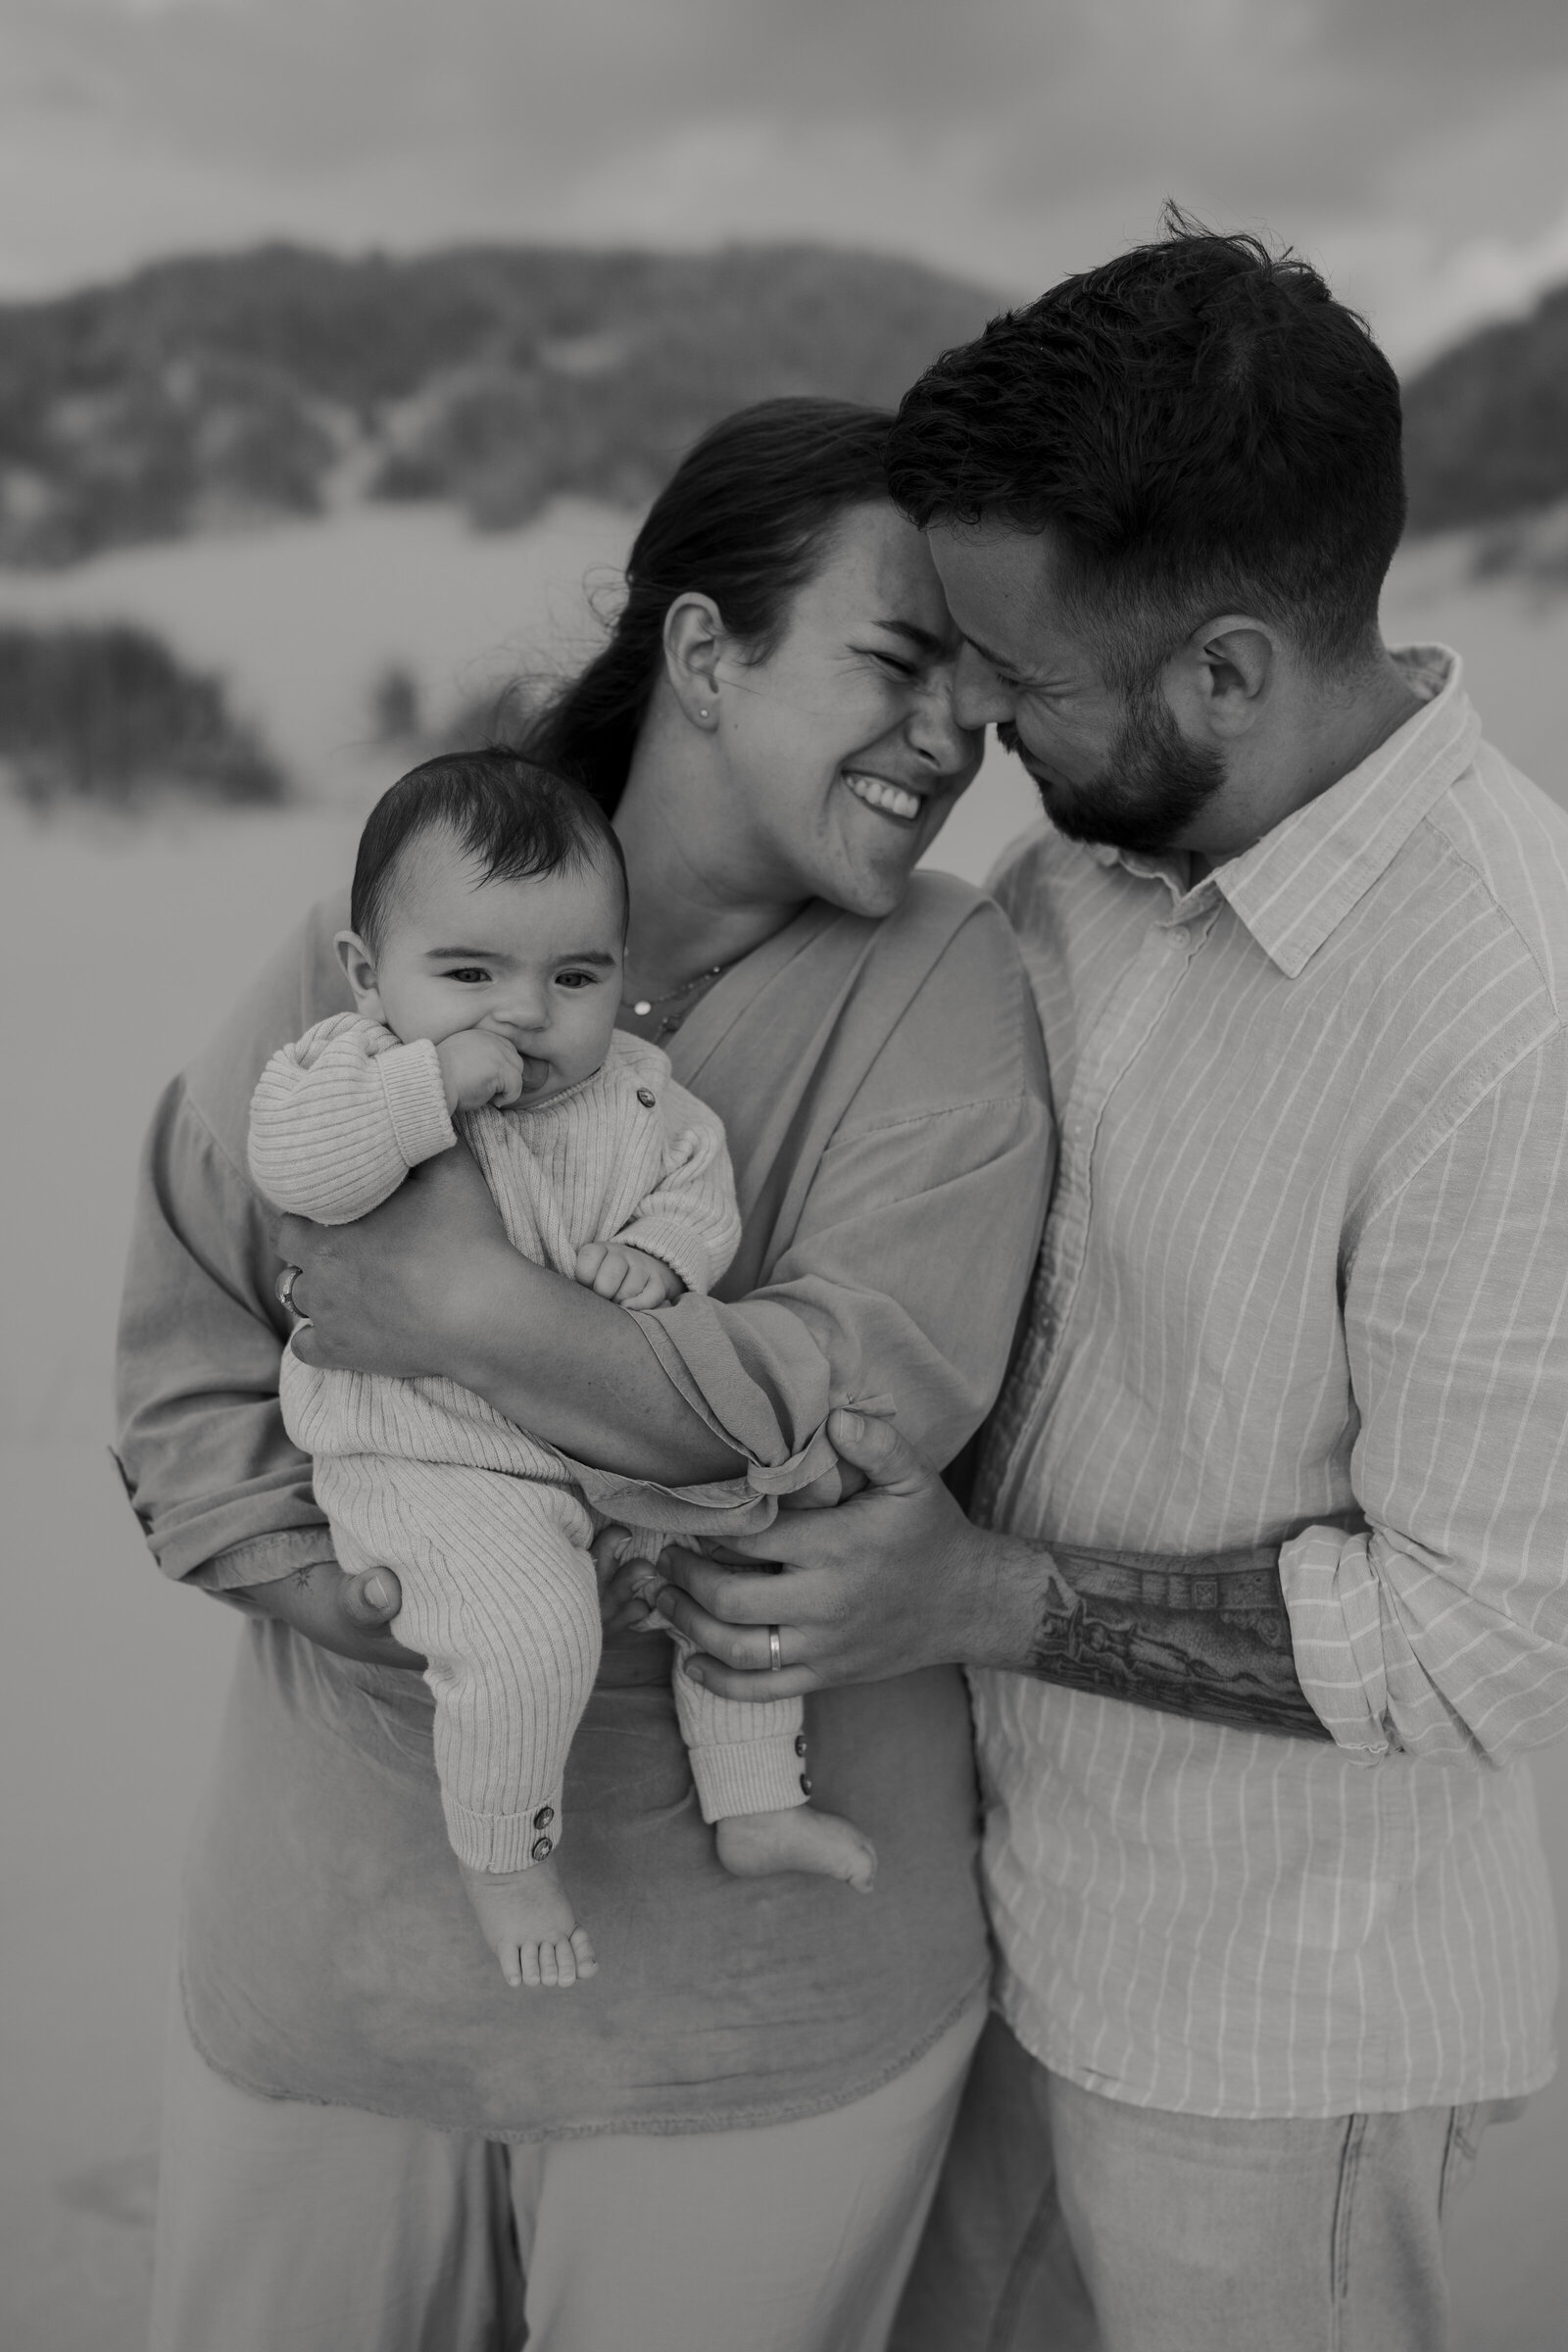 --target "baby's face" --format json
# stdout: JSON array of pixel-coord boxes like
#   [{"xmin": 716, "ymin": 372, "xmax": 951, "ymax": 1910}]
[{"xmin": 359, "ymin": 838, "xmax": 625, "ymax": 1105}]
